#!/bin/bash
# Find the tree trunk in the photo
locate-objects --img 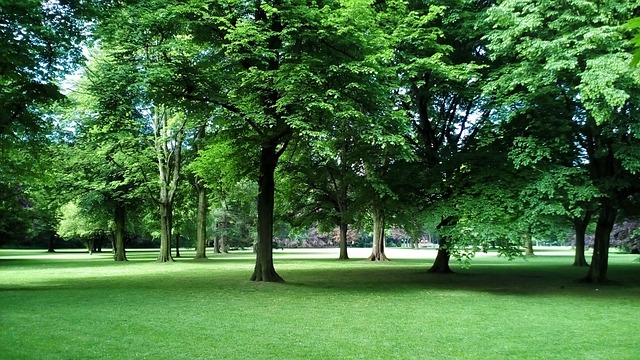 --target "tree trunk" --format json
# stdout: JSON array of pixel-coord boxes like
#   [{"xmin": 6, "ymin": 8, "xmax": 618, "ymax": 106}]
[
  {"xmin": 175, "ymin": 233, "xmax": 181, "ymax": 258},
  {"xmin": 428, "ymin": 216, "xmax": 455, "ymax": 273},
  {"xmin": 368, "ymin": 207, "xmax": 389, "ymax": 261},
  {"xmin": 573, "ymin": 211, "xmax": 591, "ymax": 267},
  {"xmin": 113, "ymin": 204, "xmax": 127, "ymax": 261},
  {"xmin": 338, "ymin": 221, "xmax": 349, "ymax": 260},
  {"xmin": 194, "ymin": 181, "xmax": 208, "ymax": 260},
  {"xmin": 87, "ymin": 239, "xmax": 94, "ymax": 255},
  {"xmin": 96, "ymin": 235, "xmax": 103, "ymax": 252},
  {"xmin": 110, "ymin": 231, "xmax": 116, "ymax": 254},
  {"xmin": 524, "ymin": 232, "xmax": 534, "ymax": 256},
  {"xmin": 250, "ymin": 145, "xmax": 284, "ymax": 282},
  {"xmin": 428, "ymin": 237, "xmax": 453, "ymax": 273},
  {"xmin": 47, "ymin": 234, "xmax": 55, "ymax": 253},
  {"xmin": 157, "ymin": 203, "xmax": 174, "ymax": 262},
  {"xmin": 219, "ymin": 225, "xmax": 228, "ymax": 253},
  {"xmin": 213, "ymin": 231, "xmax": 221, "ymax": 253},
  {"xmin": 154, "ymin": 105, "xmax": 183, "ymax": 263},
  {"xmin": 584, "ymin": 204, "xmax": 617, "ymax": 283}
]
